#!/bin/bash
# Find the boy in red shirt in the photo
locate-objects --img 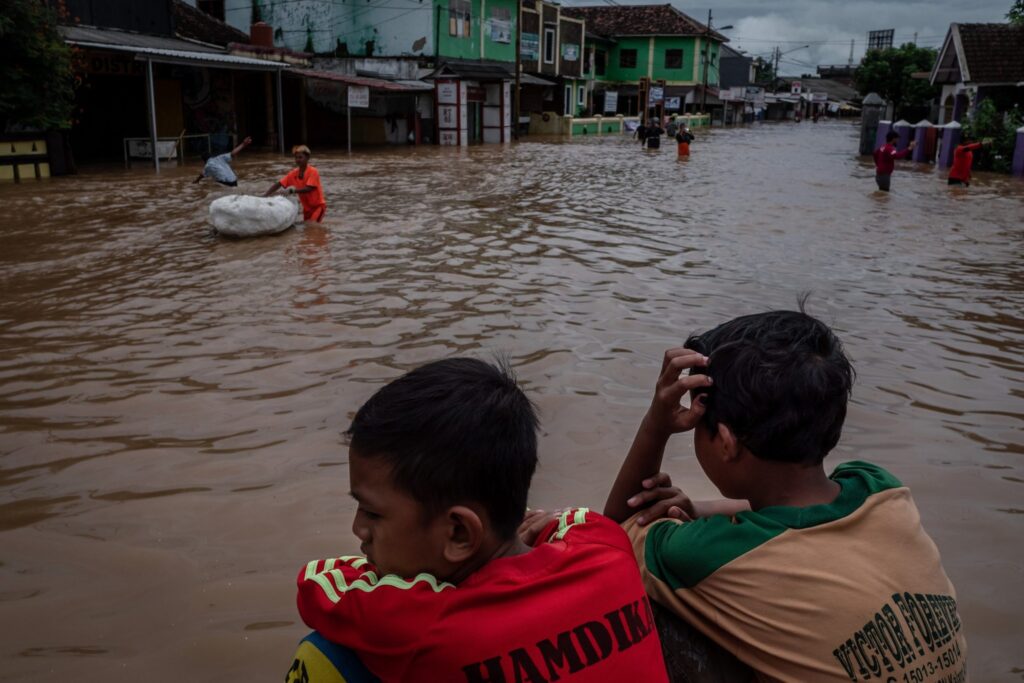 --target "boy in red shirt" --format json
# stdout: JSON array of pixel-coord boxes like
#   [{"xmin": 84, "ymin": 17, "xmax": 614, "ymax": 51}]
[
  {"xmin": 288, "ymin": 359, "xmax": 669, "ymax": 683},
  {"xmin": 872, "ymin": 131, "xmax": 915, "ymax": 192},
  {"xmin": 948, "ymin": 135, "xmax": 991, "ymax": 187},
  {"xmin": 265, "ymin": 144, "xmax": 326, "ymax": 222}
]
